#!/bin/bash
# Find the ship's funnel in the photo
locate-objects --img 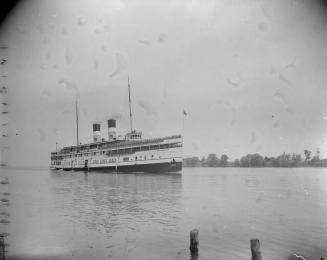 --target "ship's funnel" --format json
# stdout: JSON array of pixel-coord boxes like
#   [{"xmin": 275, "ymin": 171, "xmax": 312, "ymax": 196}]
[
  {"xmin": 108, "ymin": 119, "xmax": 117, "ymax": 141},
  {"xmin": 93, "ymin": 123, "xmax": 101, "ymax": 142}
]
